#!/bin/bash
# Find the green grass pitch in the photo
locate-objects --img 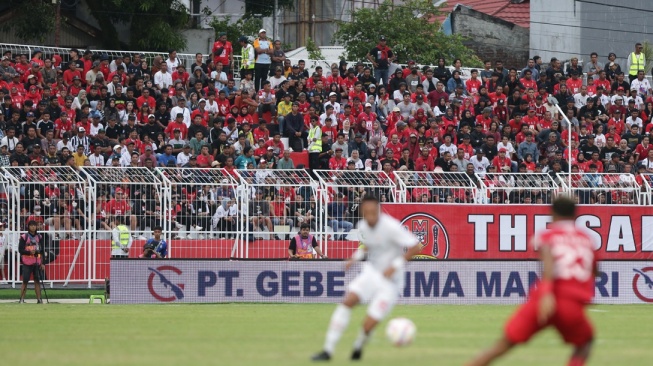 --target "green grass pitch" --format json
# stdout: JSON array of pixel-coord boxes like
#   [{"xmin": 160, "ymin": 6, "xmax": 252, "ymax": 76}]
[{"xmin": 0, "ymin": 303, "xmax": 650, "ymax": 365}]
